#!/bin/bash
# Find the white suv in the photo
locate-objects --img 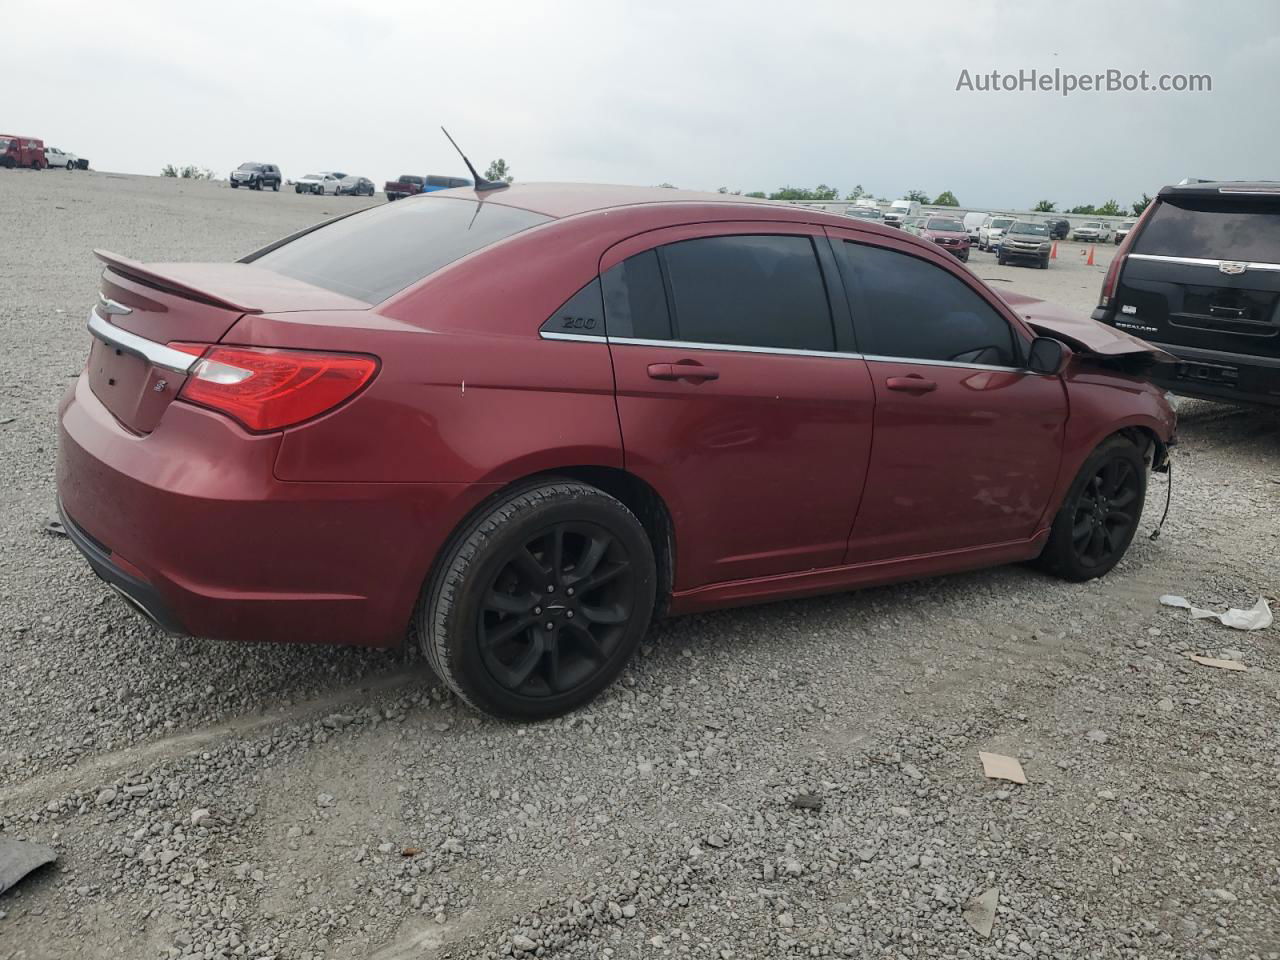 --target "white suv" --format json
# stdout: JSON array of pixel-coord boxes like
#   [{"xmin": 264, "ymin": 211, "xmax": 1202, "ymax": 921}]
[
  {"xmin": 45, "ymin": 146, "xmax": 79, "ymax": 170},
  {"xmin": 978, "ymin": 215, "xmax": 1016, "ymax": 251}
]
